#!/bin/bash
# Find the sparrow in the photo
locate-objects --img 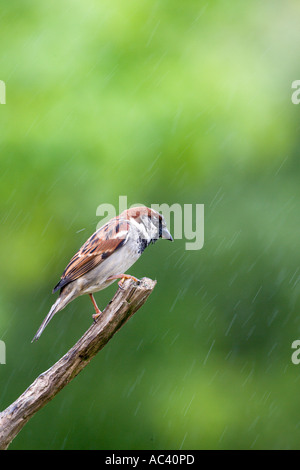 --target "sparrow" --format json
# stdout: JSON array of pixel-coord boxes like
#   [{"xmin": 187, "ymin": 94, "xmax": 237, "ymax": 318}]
[{"xmin": 32, "ymin": 206, "xmax": 173, "ymax": 342}]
